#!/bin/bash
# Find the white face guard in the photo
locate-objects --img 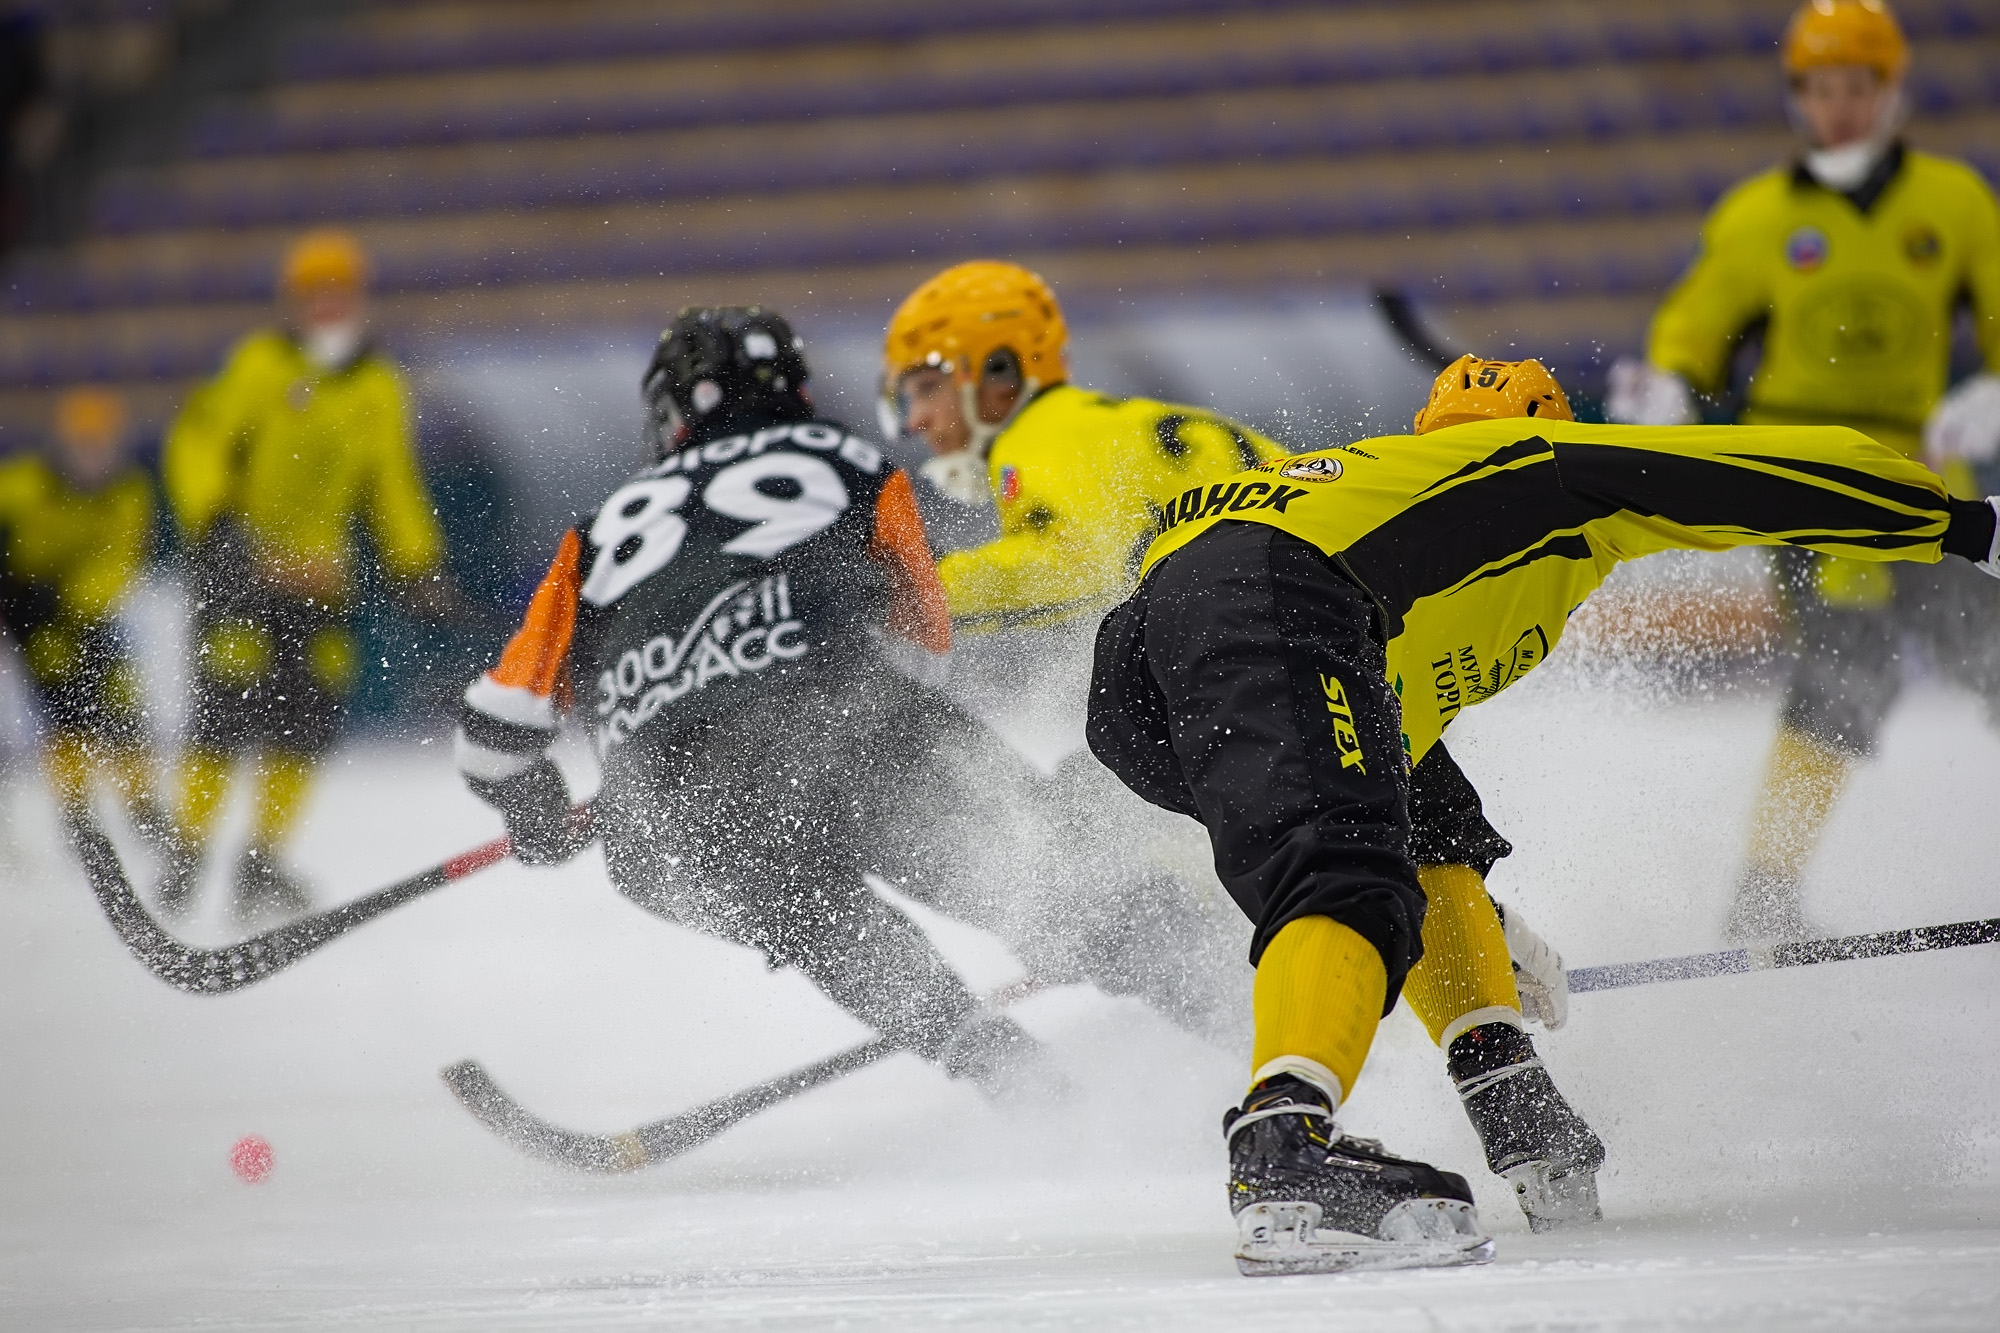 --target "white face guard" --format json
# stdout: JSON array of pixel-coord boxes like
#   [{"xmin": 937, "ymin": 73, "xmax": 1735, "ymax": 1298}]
[
  {"xmin": 1794, "ymin": 84, "xmax": 1906, "ymax": 191},
  {"xmin": 303, "ymin": 318, "xmax": 365, "ymax": 371}
]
